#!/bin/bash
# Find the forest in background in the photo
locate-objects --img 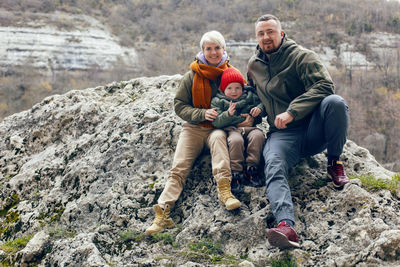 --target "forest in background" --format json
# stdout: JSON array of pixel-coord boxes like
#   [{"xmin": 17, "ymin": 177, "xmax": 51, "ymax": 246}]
[{"xmin": 0, "ymin": 0, "xmax": 400, "ymax": 169}]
